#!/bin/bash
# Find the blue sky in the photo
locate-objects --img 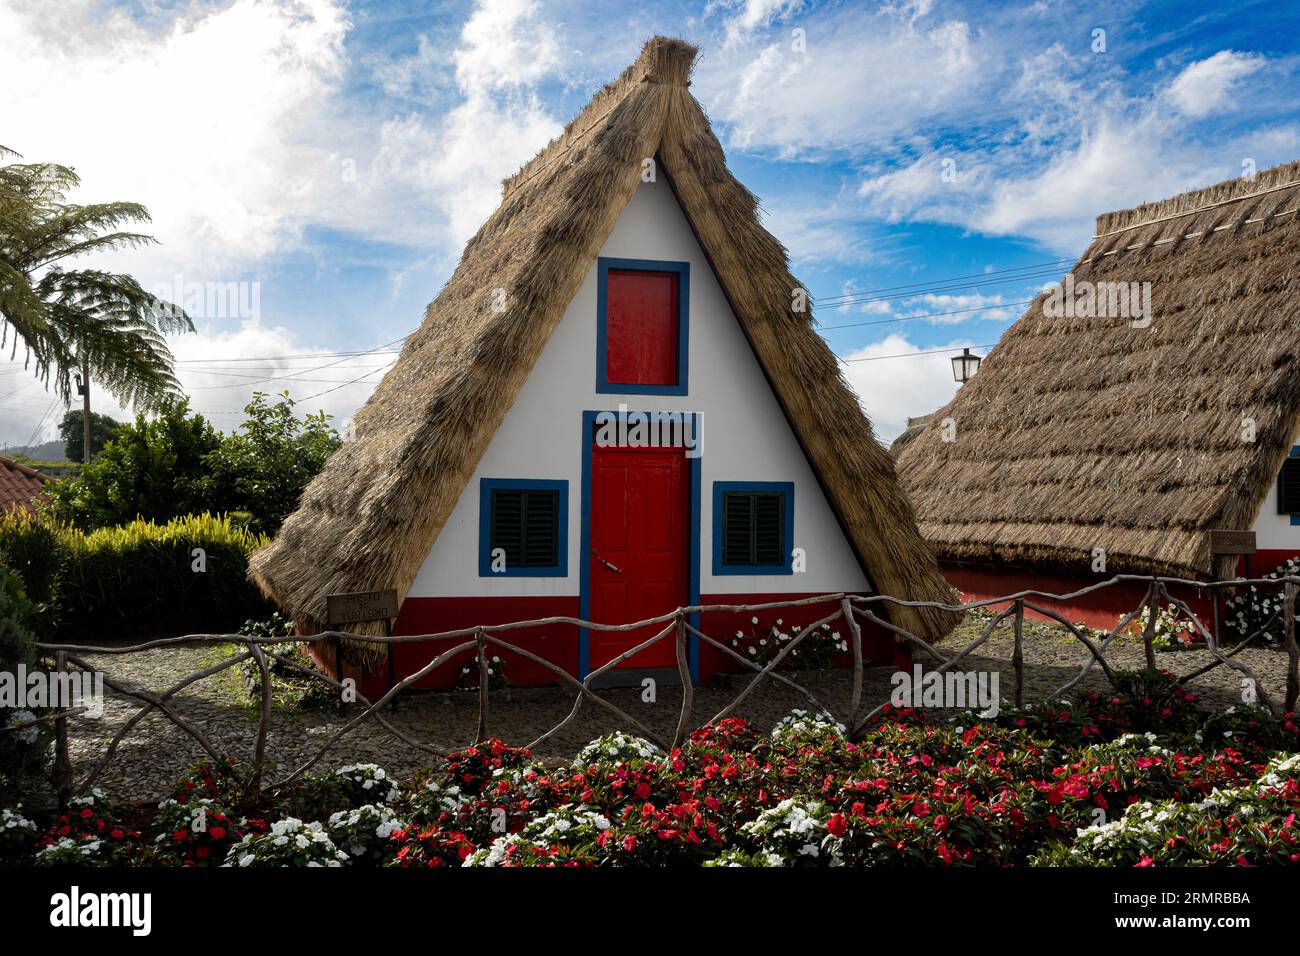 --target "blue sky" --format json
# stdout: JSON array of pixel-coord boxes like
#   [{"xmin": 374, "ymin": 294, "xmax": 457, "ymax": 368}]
[{"xmin": 3, "ymin": 0, "xmax": 1299, "ymax": 447}]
